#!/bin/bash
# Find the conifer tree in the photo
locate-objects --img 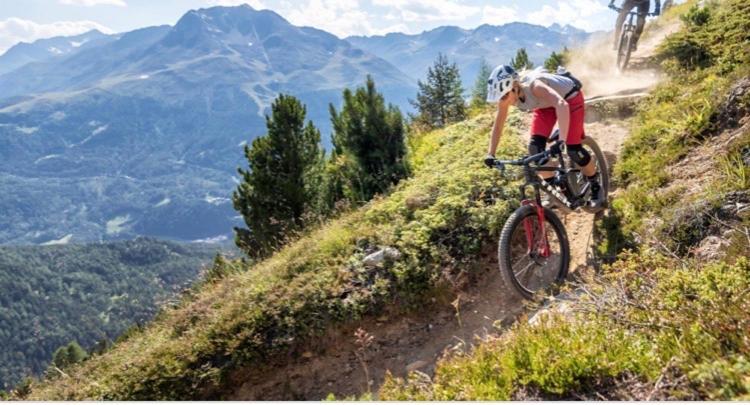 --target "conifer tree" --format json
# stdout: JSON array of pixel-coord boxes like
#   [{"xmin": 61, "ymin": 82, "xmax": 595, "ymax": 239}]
[
  {"xmin": 51, "ymin": 341, "xmax": 87, "ymax": 370},
  {"xmin": 510, "ymin": 48, "xmax": 534, "ymax": 70},
  {"xmin": 543, "ymin": 48, "xmax": 568, "ymax": 71},
  {"xmin": 233, "ymin": 94, "xmax": 324, "ymax": 257},
  {"xmin": 411, "ymin": 53, "xmax": 466, "ymax": 129},
  {"xmin": 328, "ymin": 76, "xmax": 408, "ymax": 204},
  {"xmin": 470, "ymin": 58, "xmax": 493, "ymax": 109}
]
